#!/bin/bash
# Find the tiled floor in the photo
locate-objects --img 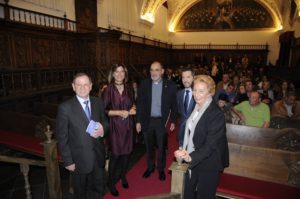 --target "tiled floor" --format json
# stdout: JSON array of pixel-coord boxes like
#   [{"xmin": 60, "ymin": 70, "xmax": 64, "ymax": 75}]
[{"xmin": 0, "ymin": 143, "xmax": 146, "ymax": 199}]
